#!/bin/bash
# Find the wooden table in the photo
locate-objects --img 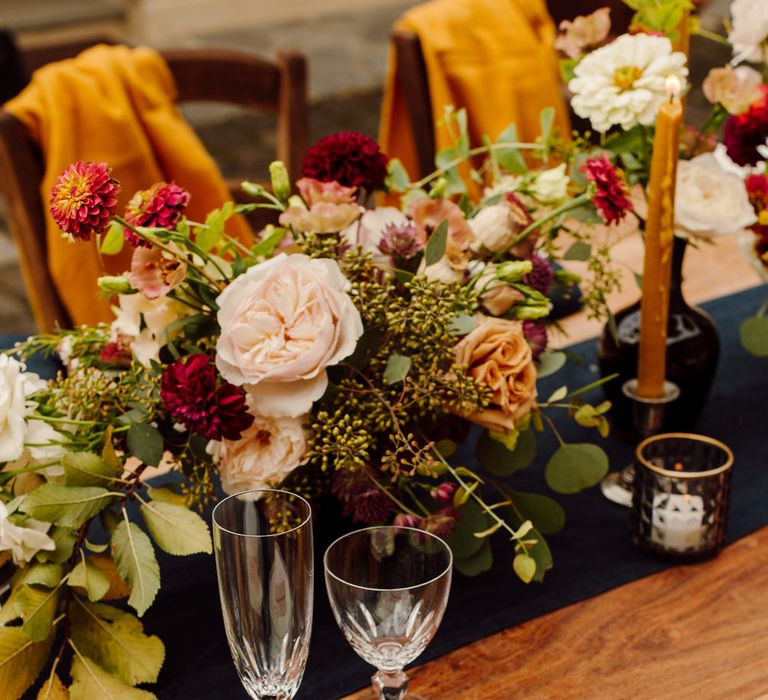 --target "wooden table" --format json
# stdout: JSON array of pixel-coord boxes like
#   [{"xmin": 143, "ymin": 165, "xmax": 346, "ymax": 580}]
[{"xmin": 345, "ymin": 526, "xmax": 768, "ymax": 699}]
